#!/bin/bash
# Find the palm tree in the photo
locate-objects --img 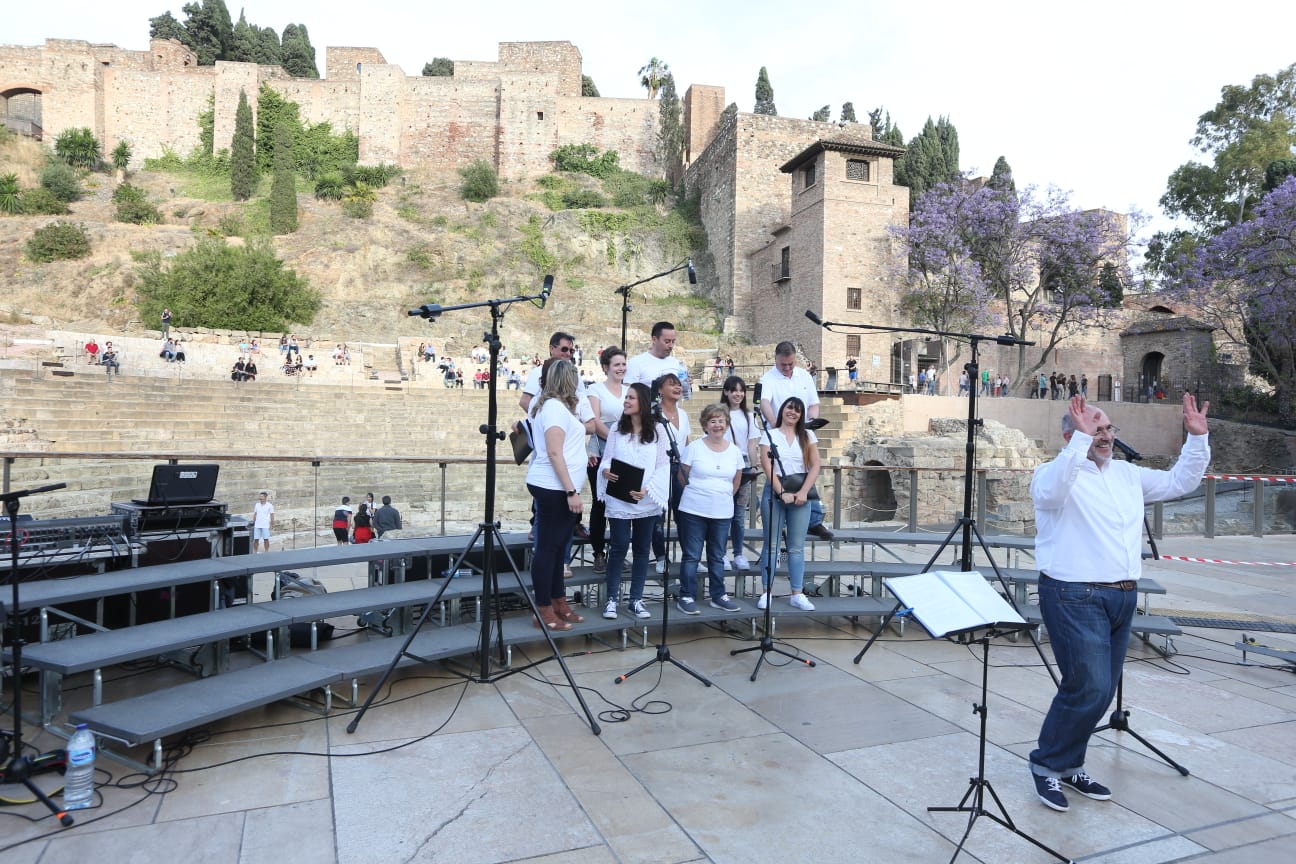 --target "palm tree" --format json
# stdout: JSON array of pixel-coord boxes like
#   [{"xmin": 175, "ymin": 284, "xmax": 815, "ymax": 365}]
[{"xmin": 638, "ymin": 58, "xmax": 670, "ymax": 100}]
